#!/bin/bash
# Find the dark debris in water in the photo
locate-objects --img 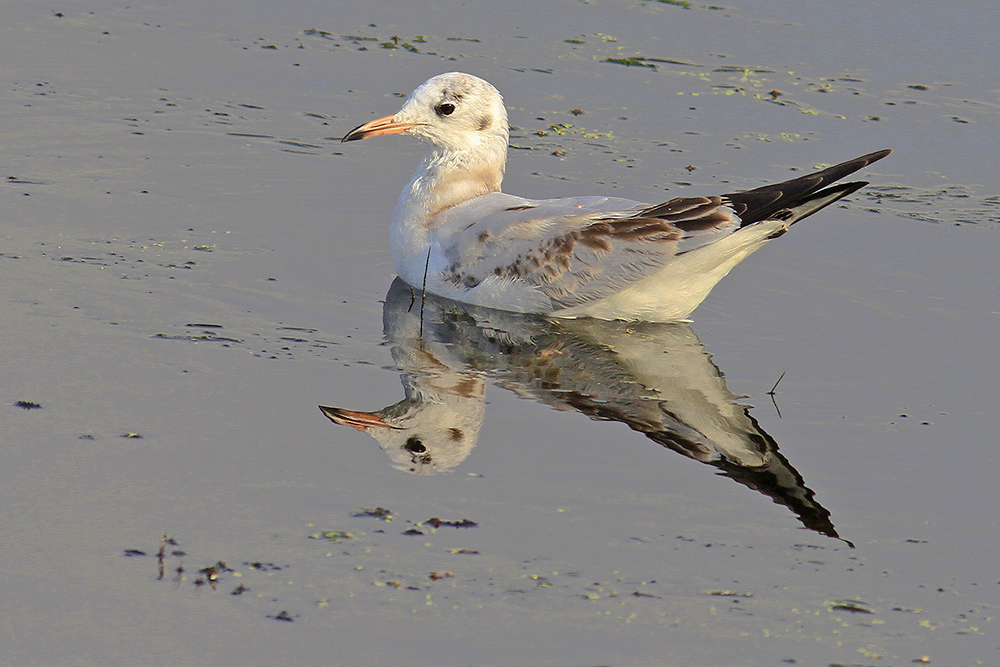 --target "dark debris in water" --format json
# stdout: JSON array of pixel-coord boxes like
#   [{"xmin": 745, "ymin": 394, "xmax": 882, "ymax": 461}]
[
  {"xmin": 862, "ymin": 183, "xmax": 999, "ymax": 226},
  {"xmin": 309, "ymin": 530, "xmax": 354, "ymax": 543},
  {"xmin": 122, "ymin": 507, "xmax": 998, "ymax": 646},
  {"xmin": 631, "ymin": 590, "xmax": 661, "ymax": 598},
  {"xmin": 14, "ymin": 400, "xmax": 42, "ymax": 410},
  {"xmin": 135, "ymin": 533, "xmax": 302, "ymax": 617},
  {"xmin": 829, "ymin": 599, "xmax": 875, "ymax": 614},
  {"xmin": 426, "ymin": 517, "xmax": 478, "ymax": 529},
  {"xmin": 604, "ymin": 57, "xmax": 656, "ymax": 69},
  {"xmin": 351, "ymin": 507, "xmax": 394, "ymax": 521},
  {"xmin": 245, "ymin": 561, "xmax": 287, "ymax": 571}
]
